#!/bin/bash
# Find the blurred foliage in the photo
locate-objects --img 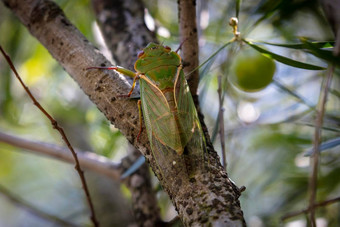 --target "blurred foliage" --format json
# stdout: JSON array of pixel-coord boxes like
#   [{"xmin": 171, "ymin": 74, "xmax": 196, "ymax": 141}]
[{"xmin": 0, "ymin": 0, "xmax": 339, "ymax": 226}]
